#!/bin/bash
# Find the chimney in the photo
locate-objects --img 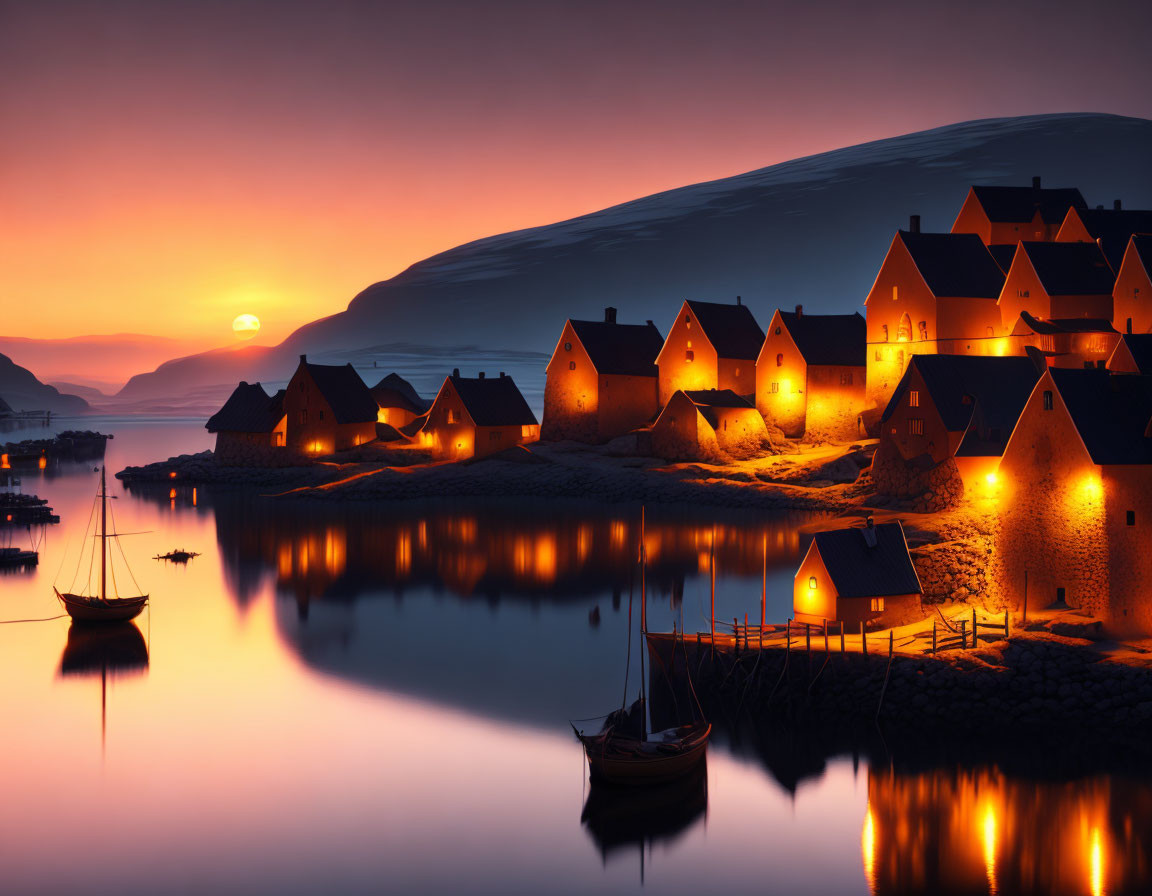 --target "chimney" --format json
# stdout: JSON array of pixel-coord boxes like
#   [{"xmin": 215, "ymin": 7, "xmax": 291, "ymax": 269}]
[
  {"xmin": 862, "ymin": 515, "xmax": 878, "ymax": 548},
  {"xmin": 239, "ymin": 381, "xmax": 248, "ymax": 387},
  {"xmin": 736, "ymin": 295, "xmax": 742, "ymax": 305},
  {"xmin": 795, "ymin": 304, "xmax": 803, "ymax": 318},
  {"xmin": 499, "ymin": 371, "xmax": 506, "ymax": 378},
  {"xmin": 1032, "ymin": 175, "xmax": 1041, "ymax": 191},
  {"xmin": 452, "ymin": 368, "xmax": 460, "ymax": 378},
  {"xmin": 646, "ymin": 319, "xmax": 654, "ymax": 327},
  {"xmin": 909, "ymin": 214, "xmax": 921, "ymax": 233},
  {"xmin": 1114, "ymin": 199, "xmax": 1123, "ymax": 211},
  {"xmin": 478, "ymin": 371, "xmax": 485, "ymax": 379},
  {"xmin": 299, "ymin": 354, "xmax": 307, "ymax": 364},
  {"xmin": 604, "ymin": 306, "xmax": 617, "ymax": 324}
]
